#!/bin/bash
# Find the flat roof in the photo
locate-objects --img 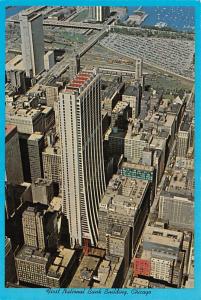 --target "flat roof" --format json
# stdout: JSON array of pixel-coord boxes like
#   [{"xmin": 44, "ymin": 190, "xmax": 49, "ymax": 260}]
[
  {"xmin": 69, "ymin": 255, "xmax": 100, "ymax": 288},
  {"xmin": 65, "ymin": 71, "xmax": 94, "ymax": 93},
  {"xmin": 48, "ymin": 196, "xmax": 62, "ymax": 212},
  {"xmin": 28, "ymin": 133, "xmax": 43, "ymax": 141},
  {"xmin": 143, "ymin": 225, "xmax": 183, "ymax": 248},
  {"xmin": 121, "ymin": 161, "xmax": 154, "ymax": 172},
  {"xmin": 6, "ymin": 124, "xmax": 16, "ymax": 137},
  {"xmin": 6, "ymin": 55, "xmax": 24, "ymax": 72},
  {"xmin": 99, "ymin": 174, "xmax": 149, "ymax": 215}
]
